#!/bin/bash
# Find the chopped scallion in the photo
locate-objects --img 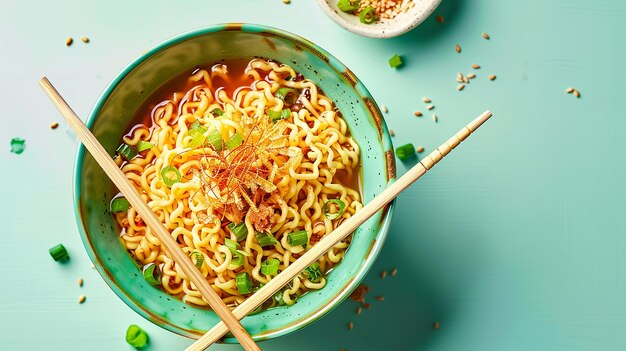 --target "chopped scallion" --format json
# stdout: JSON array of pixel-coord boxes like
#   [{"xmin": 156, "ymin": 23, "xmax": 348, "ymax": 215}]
[
  {"xmin": 395, "ymin": 143, "xmax": 416, "ymax": 160},
  {"xmin": 360, "ymin": 6, "xmax": 376, "ymax": 24},
  {"xmin": 267, "ymin": 108, "xmax": 291, "ymax": 122},
  {"xmin": 10, "ymin": 137, "xmax": 25, "ymax": 154},
  {"xmin": 261, "ymin": 258, "xmax": 280, "ymax": 275},
  {"xmin": 274, "ymin": 290, "xmax": 286, "ymax": 305},
  {"xmin": 229, "ymin": 250, "xmax": 245, "ymax": 269},
  {"xmin": 188, "ymin": 134, "xmax": 206, "ymax": 148},
  {"xmin": 160, "ymin": 165, "xmax": 181, "ymax": 187},
  {"xmin": 225, "ymin": 132, "xmax": 243, "ymax": 150},
  {"xmin": 189, "ymin": 120, "xmax": 208, "ymax": 137},
  {"xmin": 49, "ymin": 244, "xmax": 69, "ymax": 262},
  {"xmin": 126, "ymin": 324, "xmax": 149, "ymax": 349},
  {"xmin": 224, "ymin": 238, "xmax": 240, "ymax": 253},
  {"xmin": 389, "ymin": 54, "xmax": 403, "ymax": 68},
  {"xmin": 137, "ymin": 140, "xmax": 155, "ymax": 152},
  {"xmin": 110, "ymin": 197, "xmax": 130, "ymax": 213},
  {"xmin": 274, "ymin": 87, "xmax": 299, "ymax": 105},
  {"xmin": 302, "ymin": 262, "xmax": 323, "ymax": 283},
  {"xmin": 116, "ymin": 143, "xmax": 137, "ymax": 161},
  {"xmin": 287, "ymin": 230, "xmax": 308, "ymax": 247},
  {"xmin": 323, "ymin": 199, "xmax": 346, "ymax": 220},
  {"xmin": 207, "ymin": 130, "xmax": 223, "ymax": 152},
  {"xmin": 190, "ymin": 250, "xmax": 204, "ymax": 269},
  {"xmin": 337, "ymin": 0, "xmax": 360, "ymax": 12},
  {"xmin": 228, "ymin": 222, "xmax": 248, "ymax": 241},
  {"xmin": 211, "ymin": 108, "xmax": 225, "ymax": 116},
  {"xmin": 142, "ymin": 263, "xmax": 161, "ymax": 286},
  {"xmin": 255, "ymin": 231, "xmax": 278, "ymax": 247},
  {"xmin": 236, "ymin": 272, "xmax": 253, "ymax": 294}
]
